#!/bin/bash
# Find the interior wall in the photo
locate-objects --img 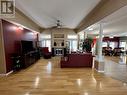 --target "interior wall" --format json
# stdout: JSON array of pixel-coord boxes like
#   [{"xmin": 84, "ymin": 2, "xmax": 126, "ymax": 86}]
[
  {"xmin": 119, "ymin": 36, "xmax": 127, "ymax": 49},
  {"xmin": 39, "ymin": 28, "xmax": 77, "ymax": 50},
  {"xmin": 120, "ymin": 36, "xmax": 127, "ymax": 41},
  {"xmin": 39, "ymin": 28, "xmax": 76, "ymax": 41},
  {"xmin": 0, "ymin": 19, "xmax": 6, "ymax": 74},
  {"xmin": 95, "ymin": 37, "xmax": 120, "ymax": 55},
  {"xmin": 103, "ymin": 37, "xmax": 120, "ymax": 47},
  {"xmin": 103, "ymin": 37, "xmax": 120, "ymax": 42},
  {"xmin": 2, "ymin": 20, "xmax": 38, "ymax": 73}
]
